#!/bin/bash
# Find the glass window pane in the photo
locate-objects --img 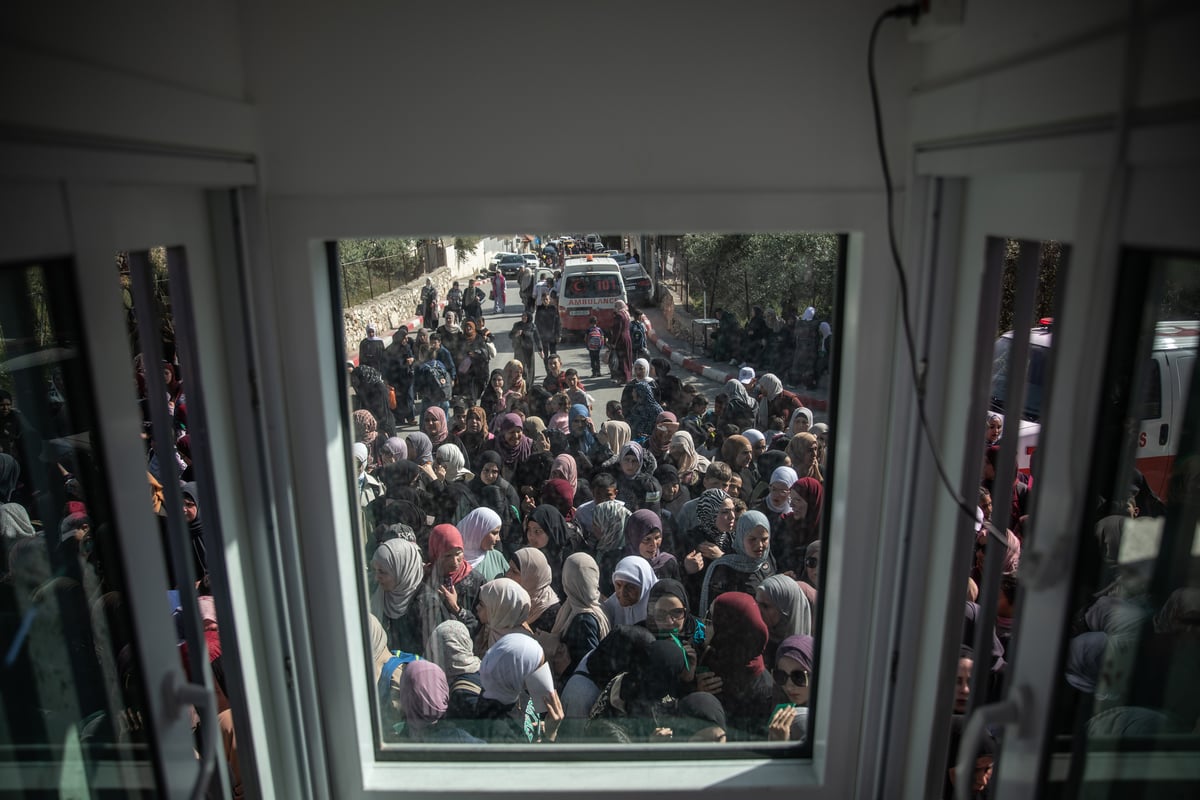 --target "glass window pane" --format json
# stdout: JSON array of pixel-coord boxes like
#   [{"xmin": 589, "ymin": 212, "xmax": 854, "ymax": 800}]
[
  {"xmin": 329, "ymin": 233, "xmax": 844, "ymax": 752},
  {"xmin": 1050, "ymin": 250, "xmax": 1200, "ymax": 798},
  {"xmin": 0, "ymin": 258, "xmax": 156, "ymax": 796}
]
